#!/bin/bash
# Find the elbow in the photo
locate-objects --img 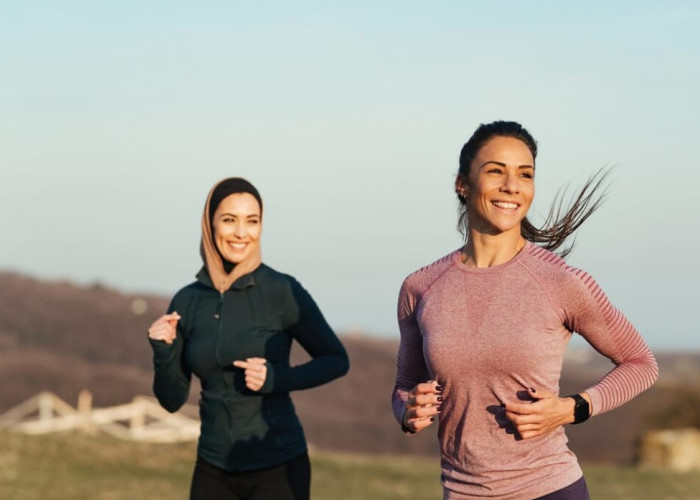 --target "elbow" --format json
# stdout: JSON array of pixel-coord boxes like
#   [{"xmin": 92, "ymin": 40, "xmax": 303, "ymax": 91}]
[
  {"xmin": 335, "ymin": 352, "xmax": 350, "ymax": 378},
  {"xmin": 157, "ymin": 395, "xmax": 185, "ymax": 414},
  {"xmin": 632, "ymin": 350, "xmax": 660, "ymax": 392},
  {"xmin": 641, "ymin": 348, "xmax": 660, "ymax": 388},
  {"xmin": 153, "ymin": 384, "xmax": 187, "ymax": 413},
  {"xmin": 649, "ymin": 354, "xmax": 660, "ymax": 387}
]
